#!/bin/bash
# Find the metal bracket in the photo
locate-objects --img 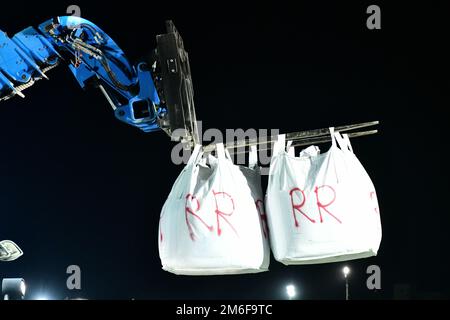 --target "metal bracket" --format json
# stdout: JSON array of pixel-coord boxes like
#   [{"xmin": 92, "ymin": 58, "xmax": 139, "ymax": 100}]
[{"xmin": 155, "ymin": 20, "xmax": 200, "ymax": 147}]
